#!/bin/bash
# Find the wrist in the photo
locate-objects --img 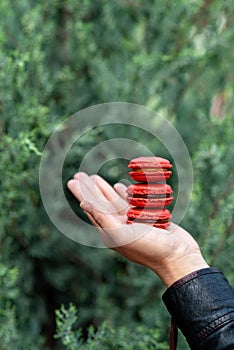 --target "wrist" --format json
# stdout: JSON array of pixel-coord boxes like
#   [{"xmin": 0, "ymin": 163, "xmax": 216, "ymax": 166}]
[{"xmin": 154, "ymin": 253, "xmax": 209, "ymax": 288}]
